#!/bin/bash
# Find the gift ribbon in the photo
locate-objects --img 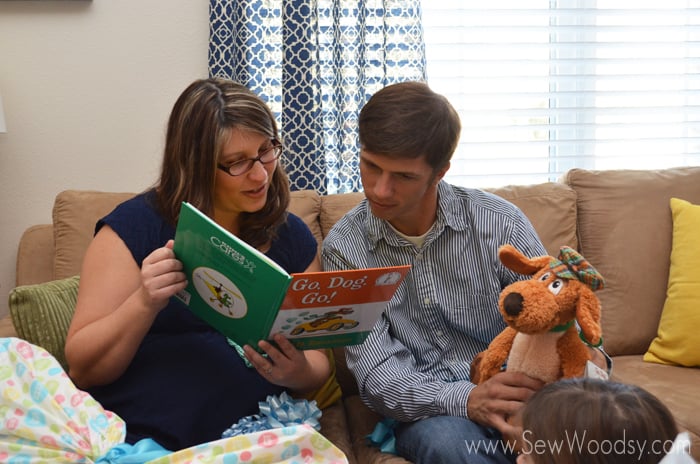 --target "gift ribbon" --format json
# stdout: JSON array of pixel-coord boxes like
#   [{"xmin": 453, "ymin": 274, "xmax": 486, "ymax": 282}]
[
  {"xmin": 221, "ymin": 391, "xmax": 322, "ymax": 438},
  {"xmin": 367, "ymin": 418, "xmax": 398, "ymax": 455},
  {"xmin": 95, "ymin": 438, "xmax": 171, "ymax": 463}
]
